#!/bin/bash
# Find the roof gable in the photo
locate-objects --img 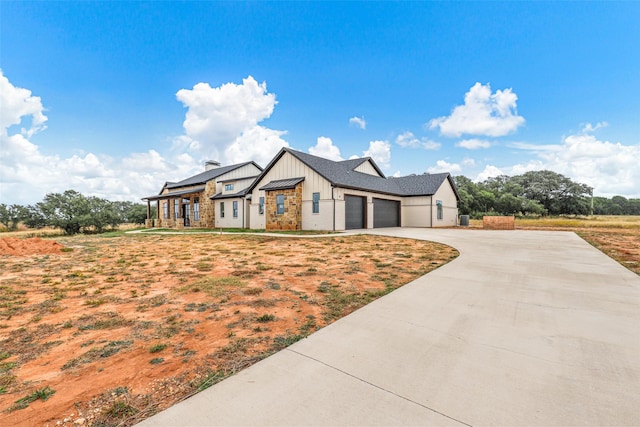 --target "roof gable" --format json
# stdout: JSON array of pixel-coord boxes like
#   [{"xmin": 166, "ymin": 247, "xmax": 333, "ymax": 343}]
[
  {"xmin": 247, "ymin": 148, "xmax": 459, "ymax": 200},
  {"xmin": 166, "ymin": 161, "xmax": 262, "ymax": 189}
]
